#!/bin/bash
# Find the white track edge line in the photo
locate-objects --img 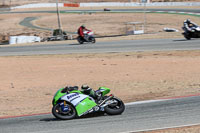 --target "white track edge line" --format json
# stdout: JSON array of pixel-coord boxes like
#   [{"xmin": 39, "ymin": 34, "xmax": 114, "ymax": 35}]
[
  {"xmin": 125, "ymin": 99, "xmax": 170, "ymax": 106},
  {"xmin": 119, "ymin": 123, "xmax": 200, "ymax": 133}
]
